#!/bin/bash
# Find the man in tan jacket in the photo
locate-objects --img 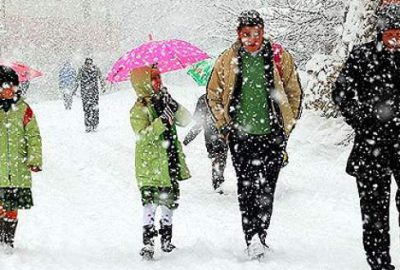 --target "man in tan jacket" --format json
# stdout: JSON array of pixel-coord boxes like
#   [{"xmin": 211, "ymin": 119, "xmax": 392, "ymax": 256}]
[{"xmin": 207, "ymin": 10, "xmax": 303, "ymax": 258}]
